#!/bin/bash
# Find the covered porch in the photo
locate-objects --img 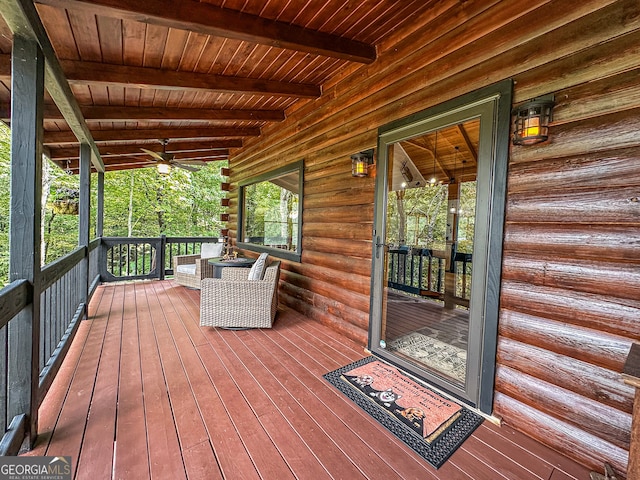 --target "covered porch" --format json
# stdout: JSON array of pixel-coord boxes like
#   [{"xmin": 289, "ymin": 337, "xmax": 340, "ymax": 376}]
[
  {"xmin": 0, "ymin": 0, "xmax": 639, "ymax": 478},
  {"xmin": 28, "ymin": 280, "xmax": 590, "ymax": 479}
]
